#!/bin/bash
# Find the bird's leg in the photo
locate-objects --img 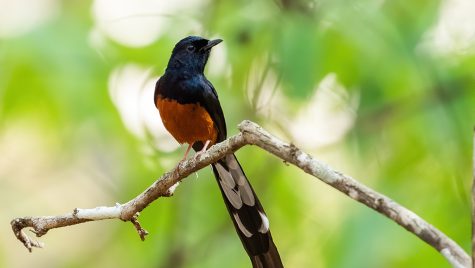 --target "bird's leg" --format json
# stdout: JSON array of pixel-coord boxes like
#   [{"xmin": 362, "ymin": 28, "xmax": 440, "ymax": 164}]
[
  {"xmin": 177, "ymin": 143, "xmax": 193, "ymax": 168},
  {"xmin": 182, "ymin": 143, "xmax": 193, "ymax": 162},
  {"xmin": 194, "ymin": 140, "xmax": 210, "ymax": 159},
  {"xmin": 173, "ymin": 143, "xmax": 193, "ymax": 179}
]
